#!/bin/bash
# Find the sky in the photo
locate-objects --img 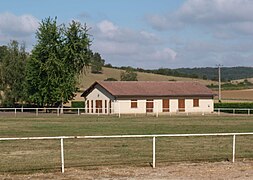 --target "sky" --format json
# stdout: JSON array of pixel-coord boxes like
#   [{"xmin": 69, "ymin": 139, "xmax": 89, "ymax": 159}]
[{"xmin": 0, "ymin": 0, "xmax": 253, "ymax": 69}]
